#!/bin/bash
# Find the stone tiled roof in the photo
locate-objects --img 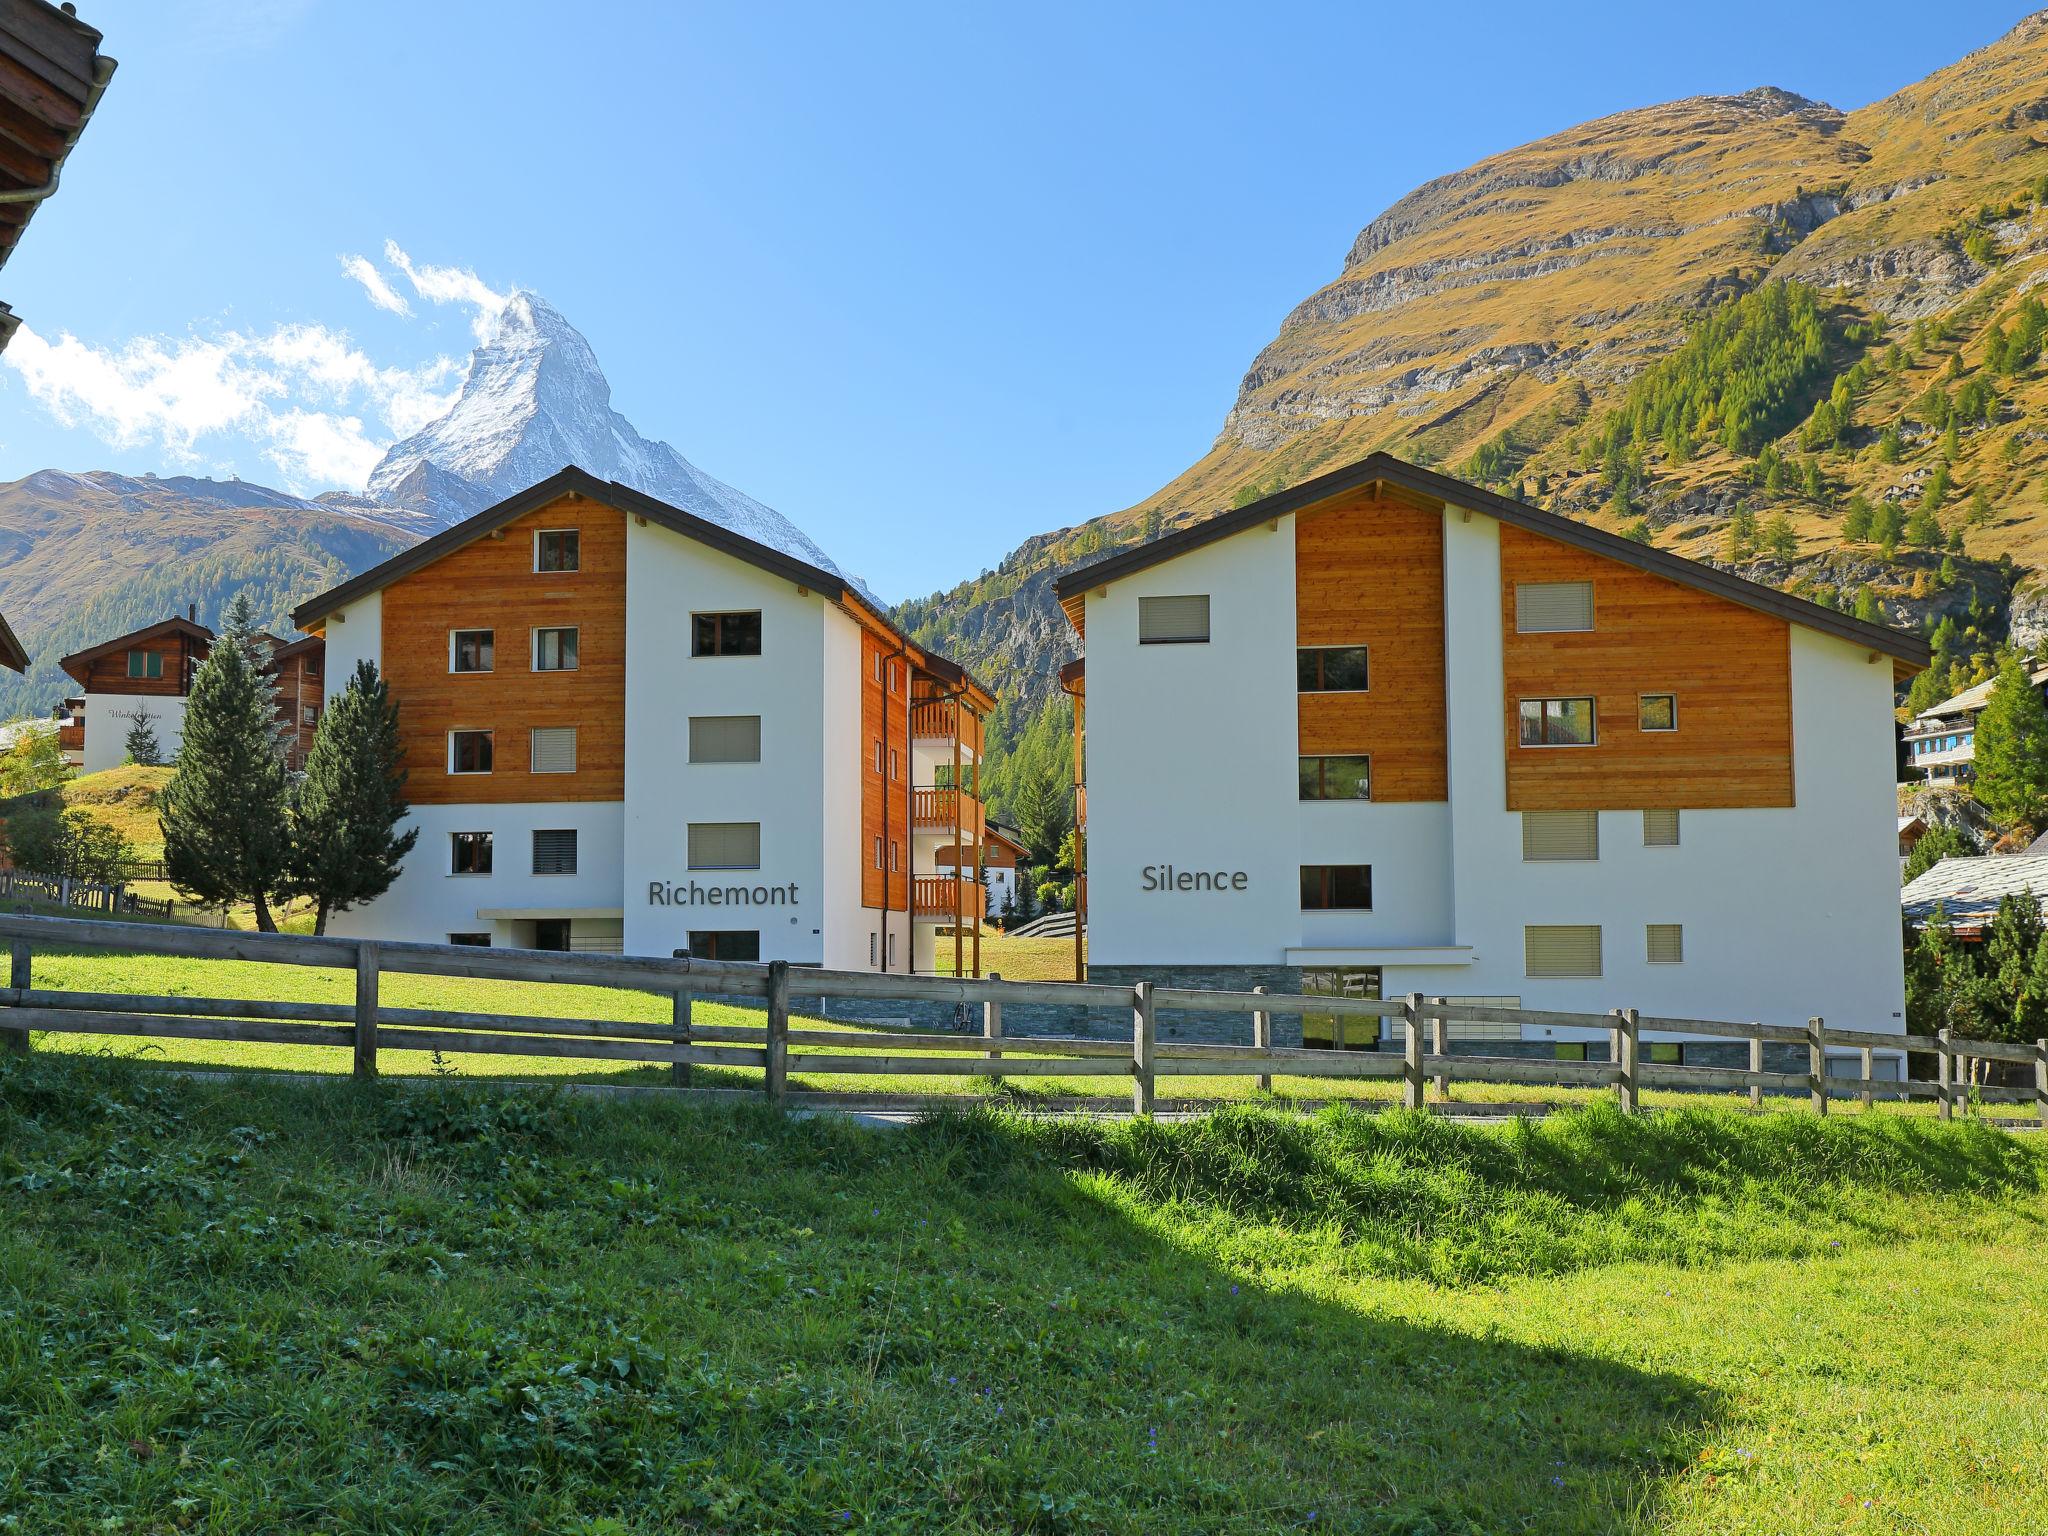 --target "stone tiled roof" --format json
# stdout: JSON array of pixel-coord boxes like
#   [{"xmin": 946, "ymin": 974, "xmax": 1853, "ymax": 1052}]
[{"xmin": 1900, "ymin": 853, "xmax": 2048, "ymax": 925}]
